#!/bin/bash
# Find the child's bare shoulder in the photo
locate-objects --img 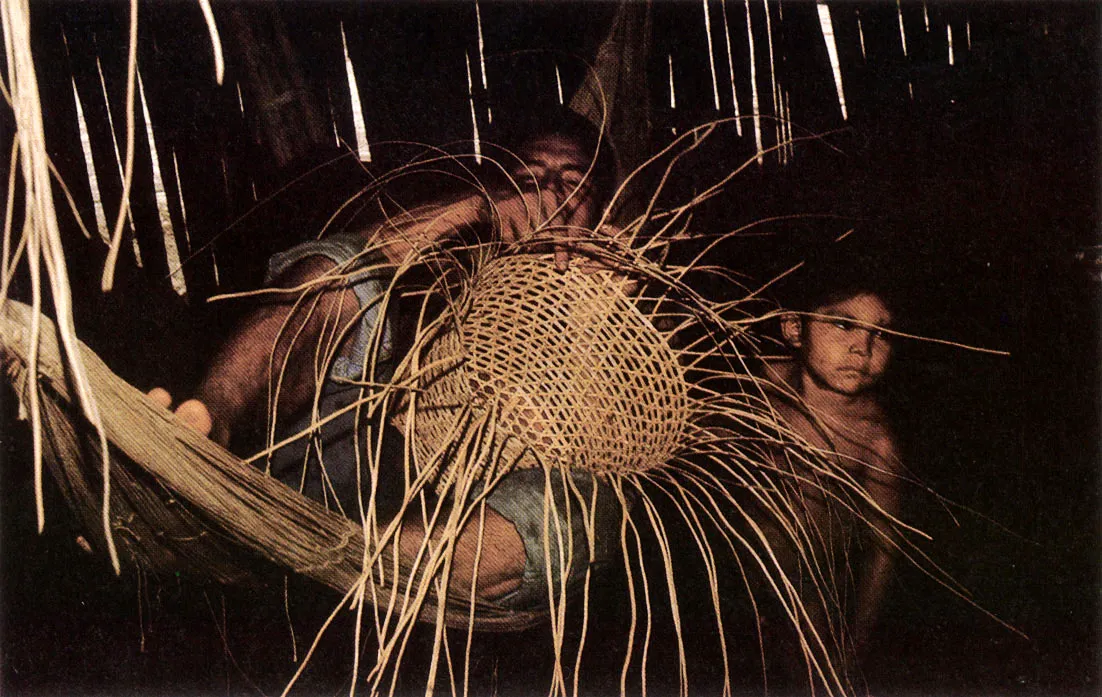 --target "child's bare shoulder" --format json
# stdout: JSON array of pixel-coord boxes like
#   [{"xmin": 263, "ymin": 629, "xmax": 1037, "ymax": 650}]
[{"xmin": 860, "ymin": 409, "xmax": 902, "ymax": 470}]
